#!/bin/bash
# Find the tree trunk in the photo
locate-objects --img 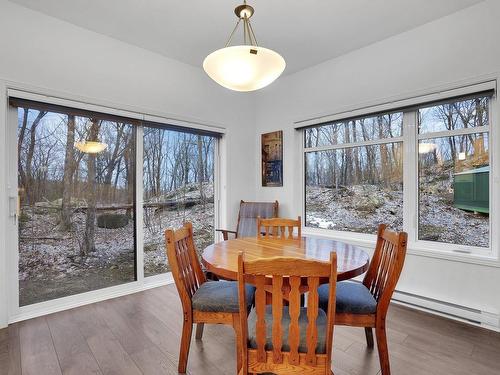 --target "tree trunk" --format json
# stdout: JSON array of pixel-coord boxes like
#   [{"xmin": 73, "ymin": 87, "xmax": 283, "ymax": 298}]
[
  {"xmin": 104, "ymin": 123, "xmax": 125, "ymax": 201},
  {"xmin": 18, "ymin": 108, "xmax": 29, "ymax": 199},
  {"xmin": 124, "ymin": 131, "xmax": 135, "ymax": 219},
  {"xmin": 60, "ymin": 115, "xmax": 76, "ymax": 231},
  {"xmin": 351, "ymin": 121, "xmax": 362, "ymax": 184},
  {"xmin": 183, "ymin": 134, "xmax": 189, "ymax": 186},
  {"xmin": 83, "ymin": 119, "xmax": 100, "ymax": 255},
  {"xmin": 25, "ymin": 111, "xmax": 47, "ymax": 205},
  {"xmin": 197, "ymin": 135, "xmax": 205, "ymax": 205},
  {"xmin": 378, "ymin": 117, "xmax": 389, "ymax": 186},
  {"xmin": 343, "ymin": 122, "xmax": 352, "ymax": 185}
]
